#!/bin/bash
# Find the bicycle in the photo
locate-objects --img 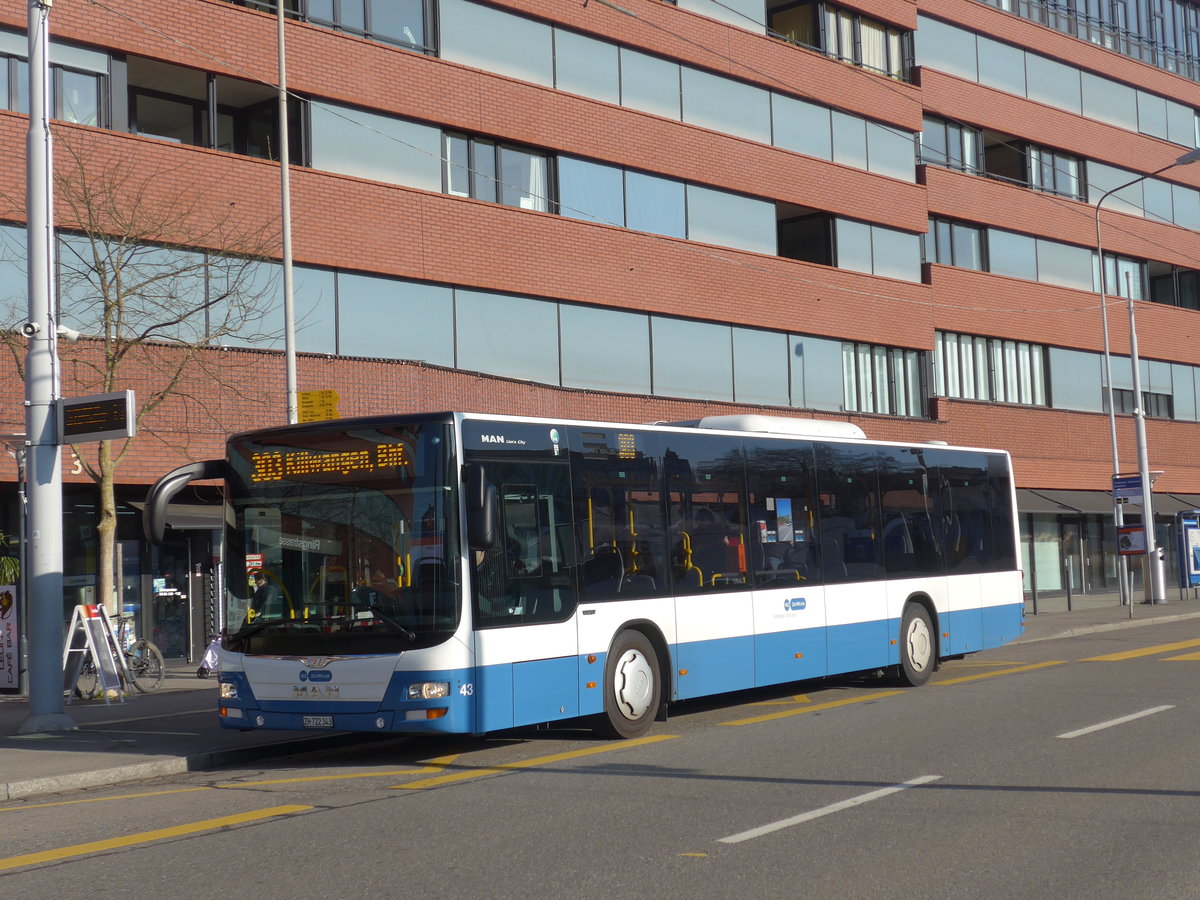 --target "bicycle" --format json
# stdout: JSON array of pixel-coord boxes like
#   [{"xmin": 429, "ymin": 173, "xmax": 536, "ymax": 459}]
[{"xmin": 75, "ymin": 613, "xmax": 165, "ymax": 698}]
